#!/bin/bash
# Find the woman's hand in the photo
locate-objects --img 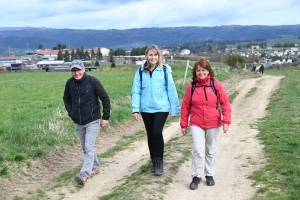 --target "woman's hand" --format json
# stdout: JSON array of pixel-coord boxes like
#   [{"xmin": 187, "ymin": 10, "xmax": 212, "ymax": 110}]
[
  {"xmin": 133, "ymin": 113, "xmax": 139, "ymax": 121},
  {"xmin": 181, "ymin": 128, "xmax": 188, "ymax": 136},
  {"xmin": 223, "ymin": 124, "xmax": 229, "ymax": 133}
]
